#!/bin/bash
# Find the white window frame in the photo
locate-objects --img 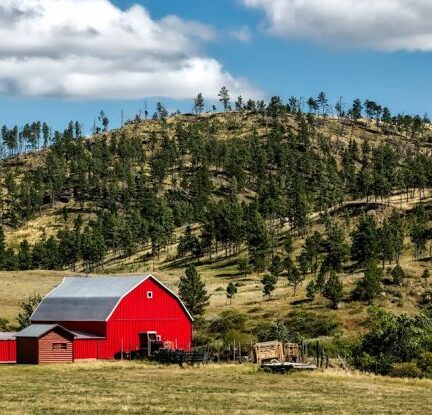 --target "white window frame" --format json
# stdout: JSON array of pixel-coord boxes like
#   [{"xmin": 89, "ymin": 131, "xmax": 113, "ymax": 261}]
[{"xmin": 147, "ymin": 291, "xmax": 153, "ymax": 299}]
